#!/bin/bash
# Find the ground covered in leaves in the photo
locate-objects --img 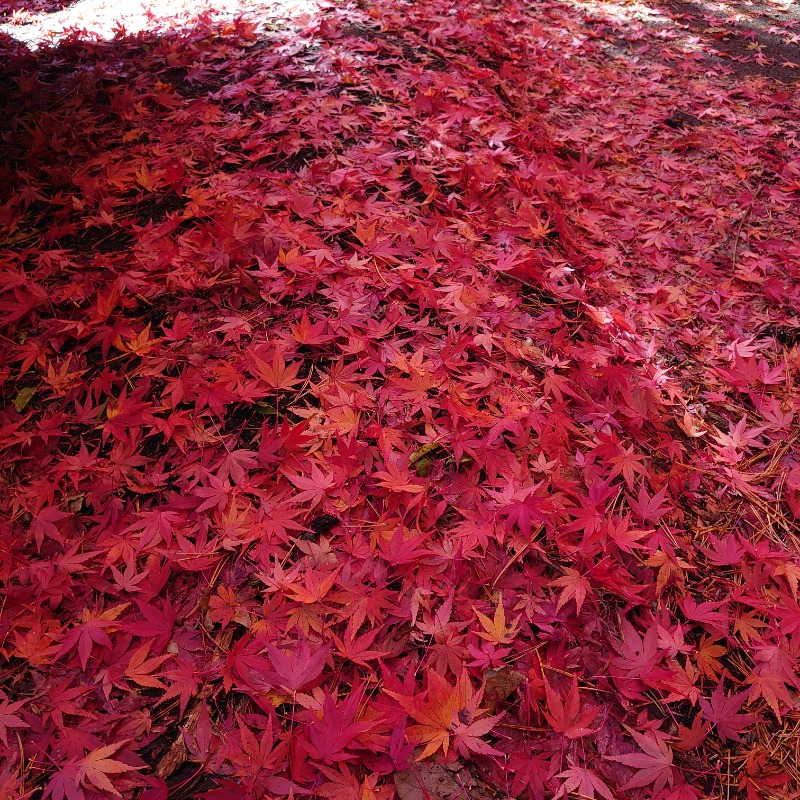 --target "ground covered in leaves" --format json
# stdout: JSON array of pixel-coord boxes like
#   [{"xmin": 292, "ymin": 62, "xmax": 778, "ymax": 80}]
[{"xmin": 1, "ymin": 0, "xmax": 800, "ymax": 798}]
